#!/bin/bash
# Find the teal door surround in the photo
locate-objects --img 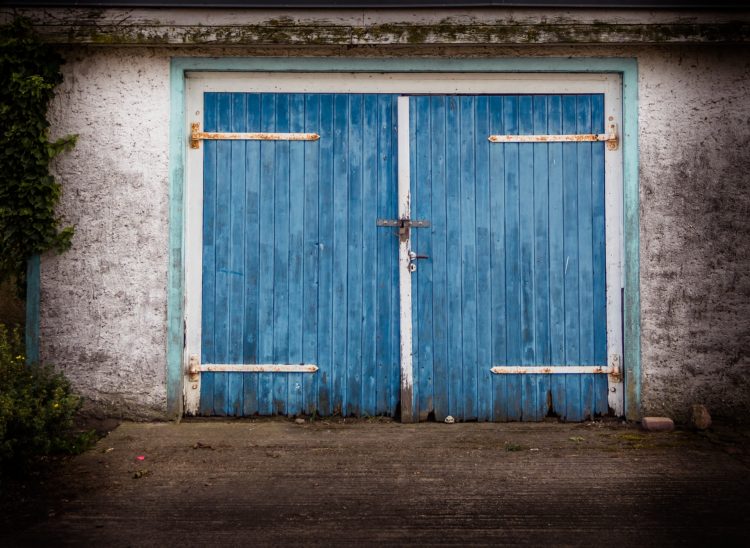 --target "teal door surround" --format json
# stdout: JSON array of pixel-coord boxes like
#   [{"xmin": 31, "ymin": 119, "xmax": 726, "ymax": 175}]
[{"xmin": 158, "ymin": 56, "xmax": 640, "ymax": 420}]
